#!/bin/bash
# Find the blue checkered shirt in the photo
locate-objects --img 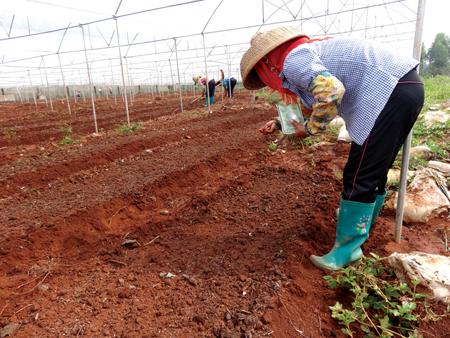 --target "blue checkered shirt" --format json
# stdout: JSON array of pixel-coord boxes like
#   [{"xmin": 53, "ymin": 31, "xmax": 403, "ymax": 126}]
[{"xmin": 280, "ymin": 37, "xmax": 418, "ymax": 145}]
